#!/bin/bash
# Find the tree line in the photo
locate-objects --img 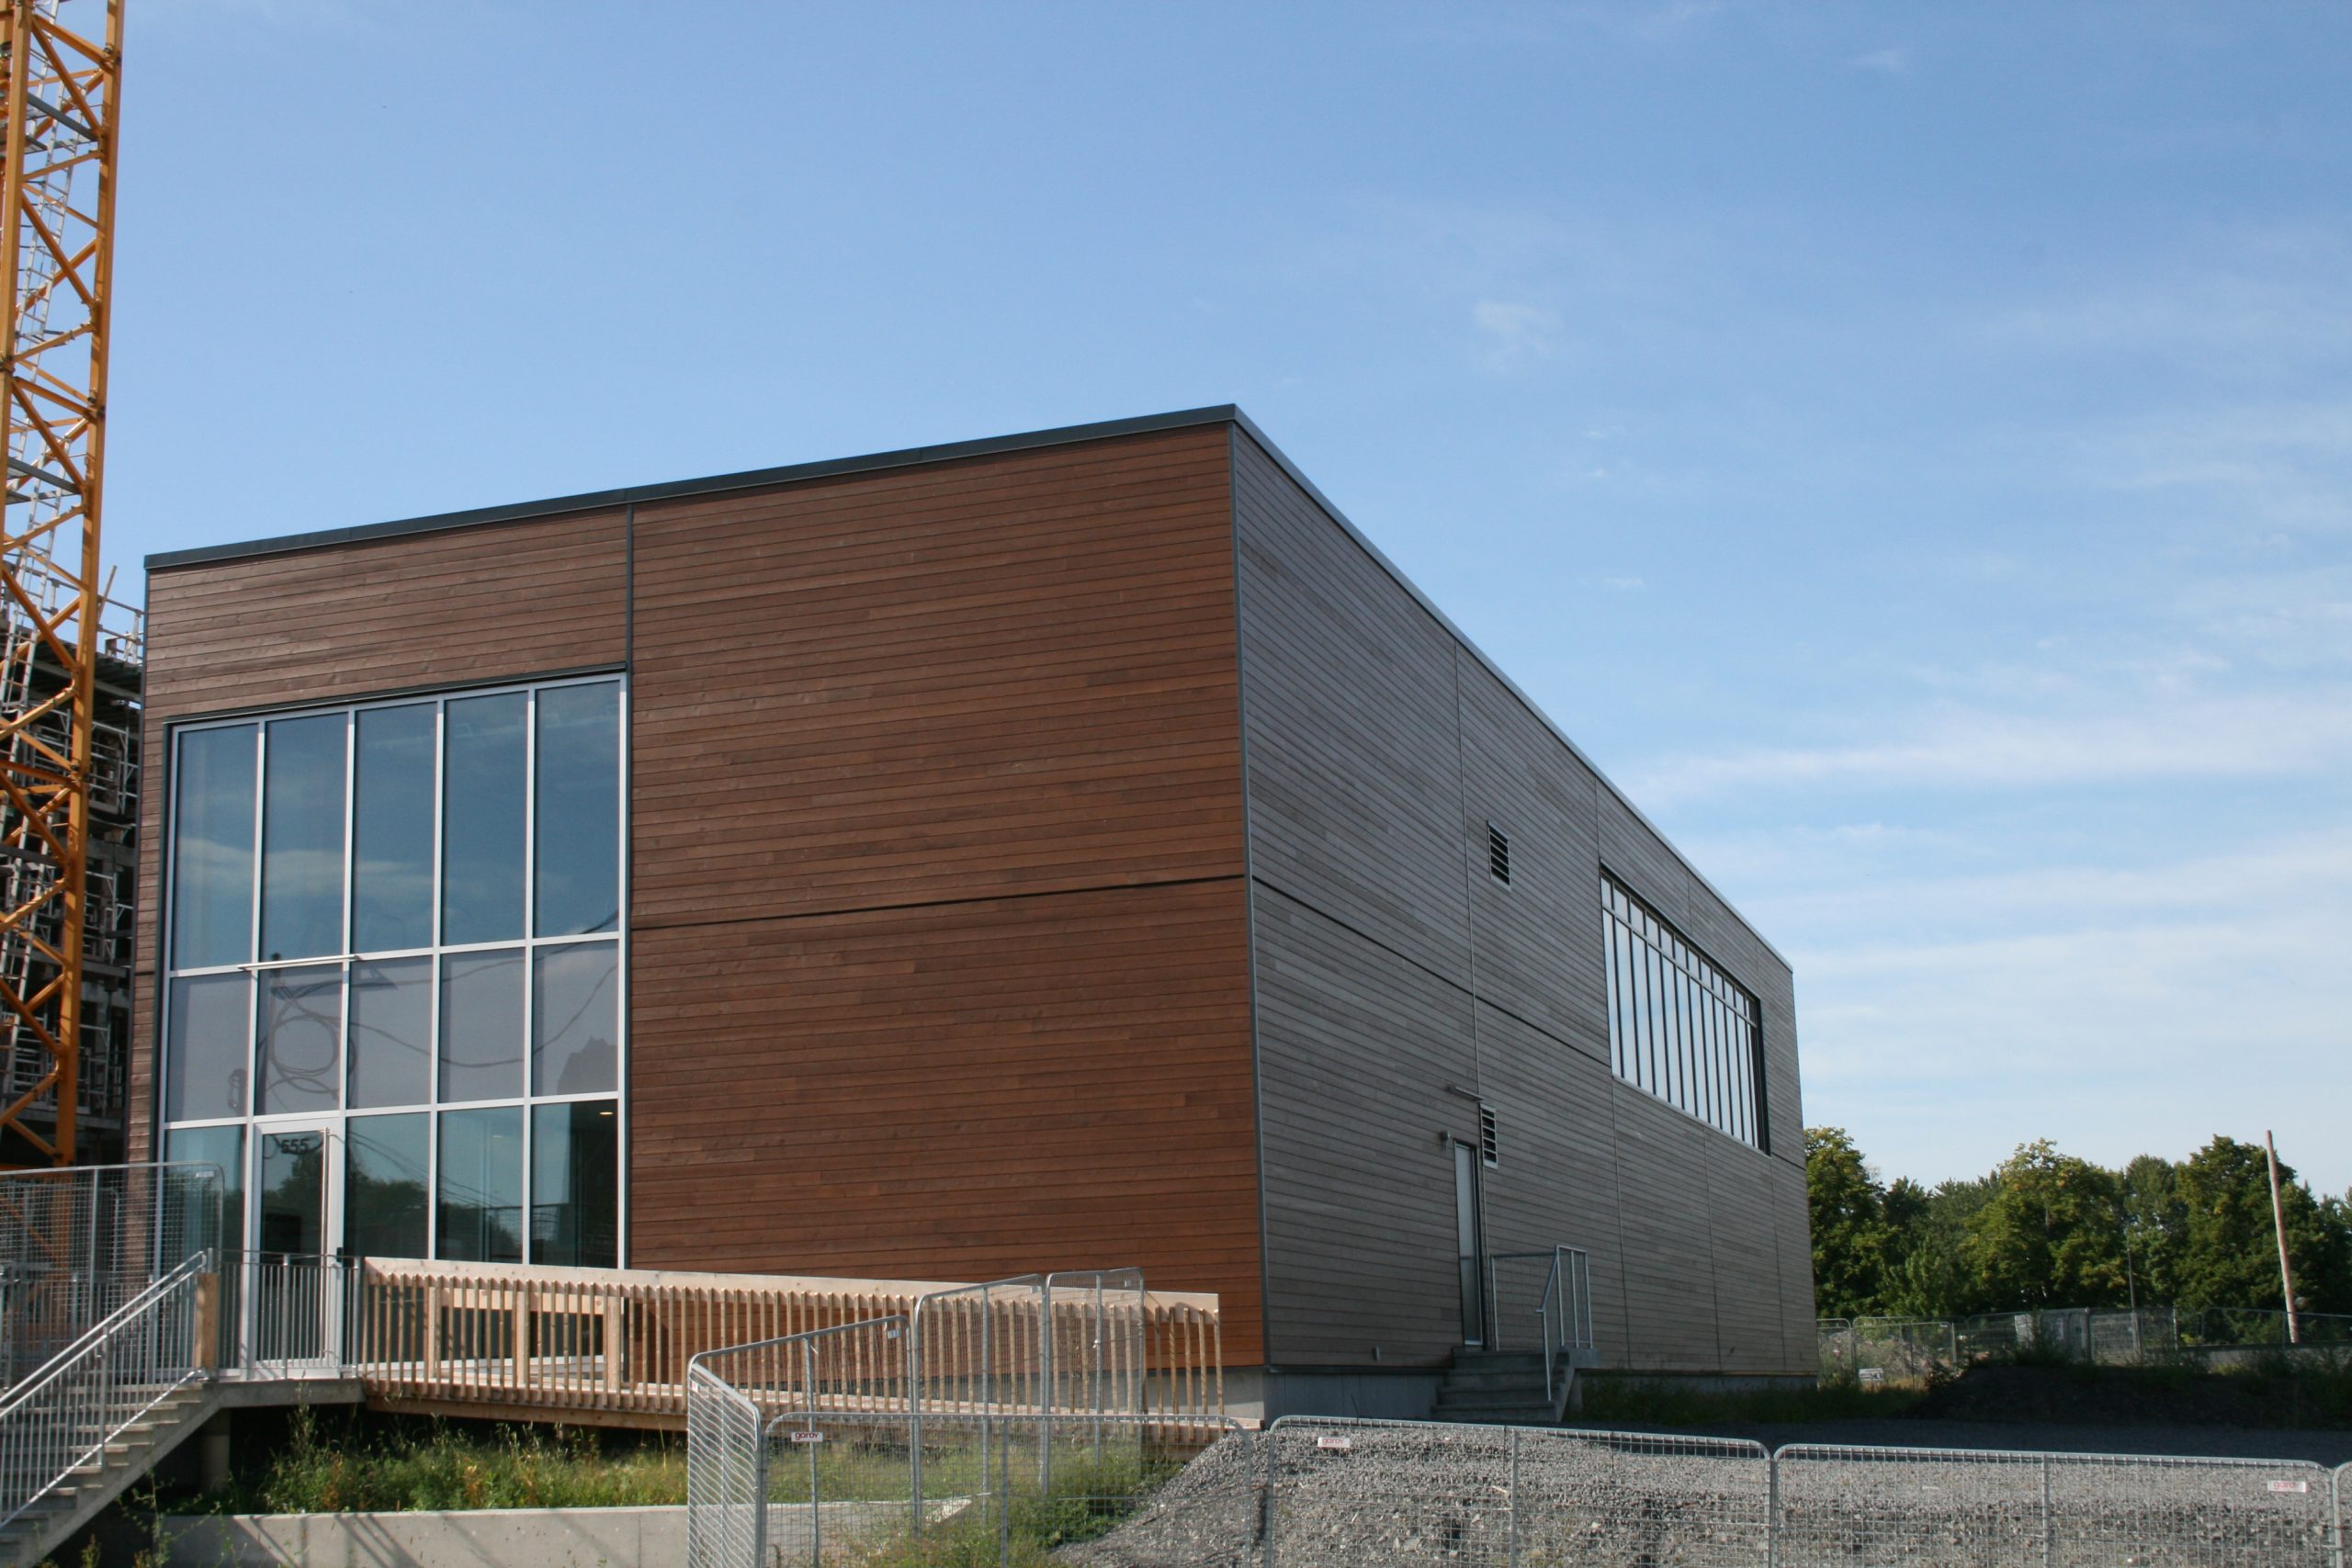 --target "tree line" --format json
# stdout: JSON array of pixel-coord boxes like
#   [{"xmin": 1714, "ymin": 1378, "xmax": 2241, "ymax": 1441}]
[{"xmin": 1805, "ymin": 1129, "xmax": 2352, "ymax": 1321}]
